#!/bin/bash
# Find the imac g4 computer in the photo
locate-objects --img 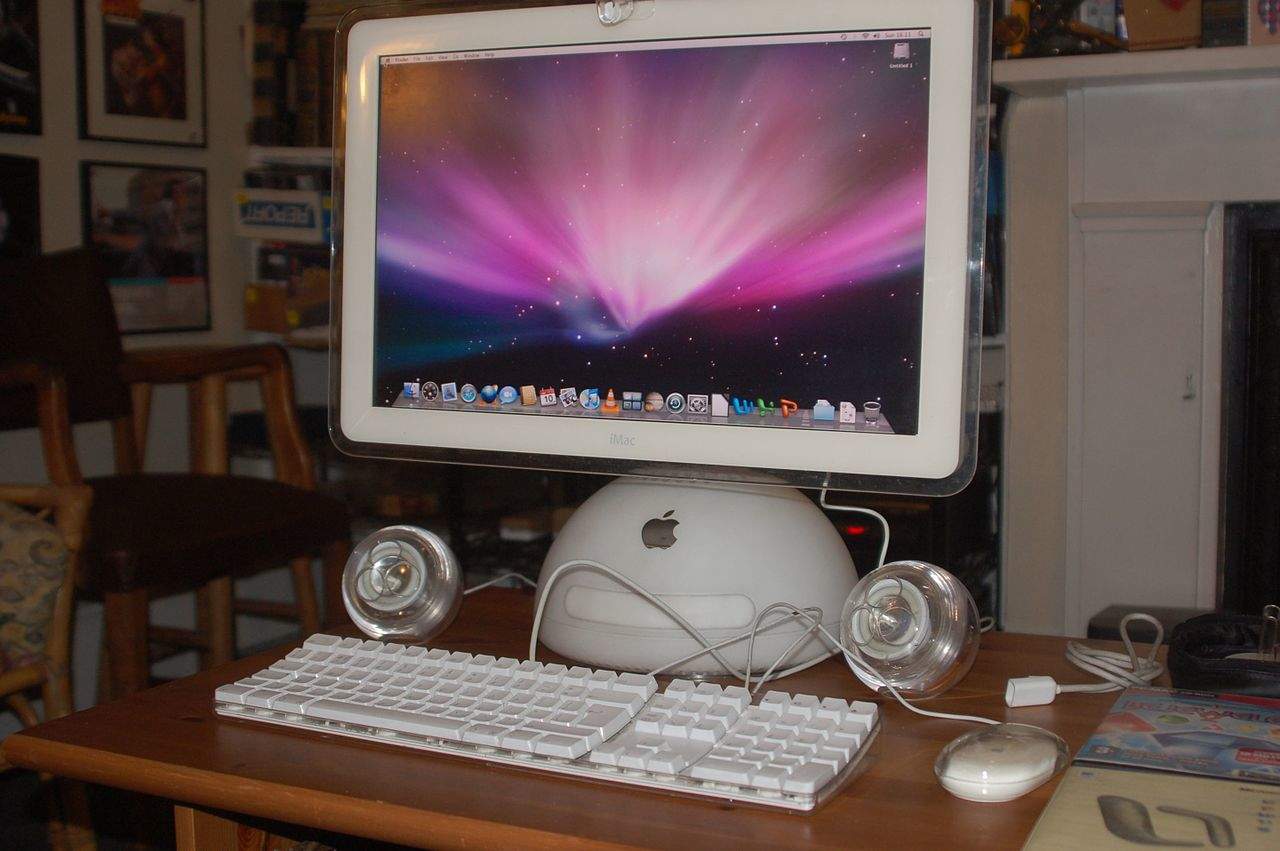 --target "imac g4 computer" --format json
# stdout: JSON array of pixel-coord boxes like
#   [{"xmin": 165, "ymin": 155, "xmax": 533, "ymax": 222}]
[{"xmin": 331, "ymin": 0, "xmax": 989, "ymax": 677}]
